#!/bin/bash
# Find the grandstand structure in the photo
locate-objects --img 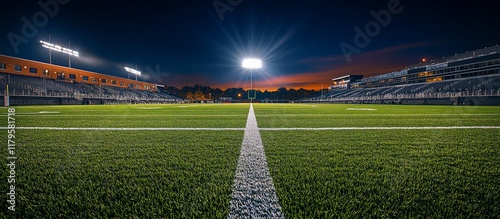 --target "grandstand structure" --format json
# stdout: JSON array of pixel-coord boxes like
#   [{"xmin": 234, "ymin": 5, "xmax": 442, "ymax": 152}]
[
  {"xmin": 309, "ymin": 45, "xmax": 500, "ymax": 105},
  {"xmin": 0, "ymin": 55, "xmax": 182, "ymax": 105}
]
